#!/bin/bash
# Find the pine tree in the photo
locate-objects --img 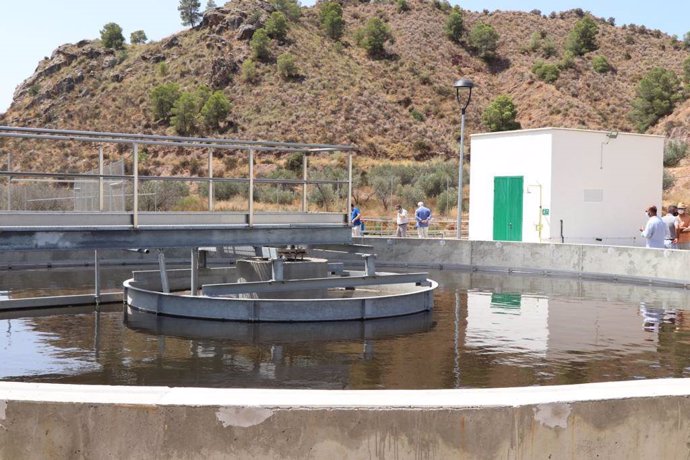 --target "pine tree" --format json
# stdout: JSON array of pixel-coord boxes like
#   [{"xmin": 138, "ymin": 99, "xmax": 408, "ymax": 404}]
[
  {"xmin": 179, "ymin": 0, "xmax": 202, "ymax": 27},
  {"xmin": 205, "ymin": 0, "xmax": 217, "ymax": 11}
]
